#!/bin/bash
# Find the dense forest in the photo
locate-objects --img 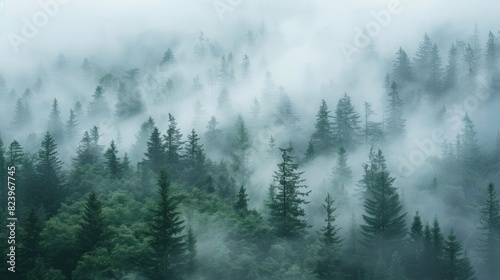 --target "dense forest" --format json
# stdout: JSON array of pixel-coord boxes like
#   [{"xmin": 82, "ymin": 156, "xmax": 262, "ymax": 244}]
[{"xmin": 1, "ymin": 1, "xmax": 500, "ymax": 280}]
